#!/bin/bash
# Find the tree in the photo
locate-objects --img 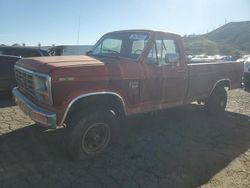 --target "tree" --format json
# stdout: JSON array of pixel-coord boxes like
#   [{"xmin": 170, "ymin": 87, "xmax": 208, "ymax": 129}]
[{"xmin": 12, "ymin": 43, "xmax": 21, "ymax": 47}]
